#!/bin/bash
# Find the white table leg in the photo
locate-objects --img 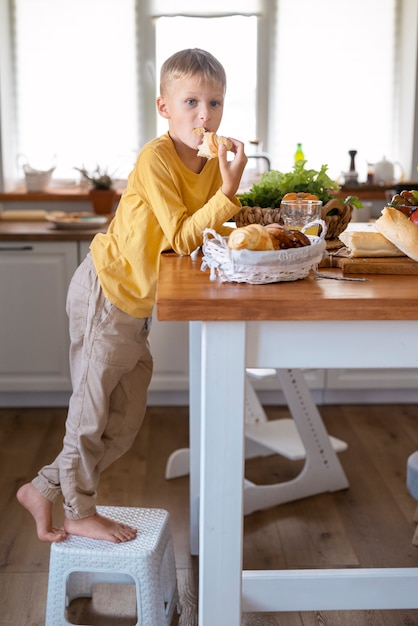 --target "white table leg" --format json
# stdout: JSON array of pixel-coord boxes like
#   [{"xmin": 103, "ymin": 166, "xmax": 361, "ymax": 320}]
[
  {"xmin": 198, "ymin": 321, "xmax": 246, "ymax": 626},
  {"xmin": 193, "ymin": 319, "xmax": 418, "ymax": 620}
]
